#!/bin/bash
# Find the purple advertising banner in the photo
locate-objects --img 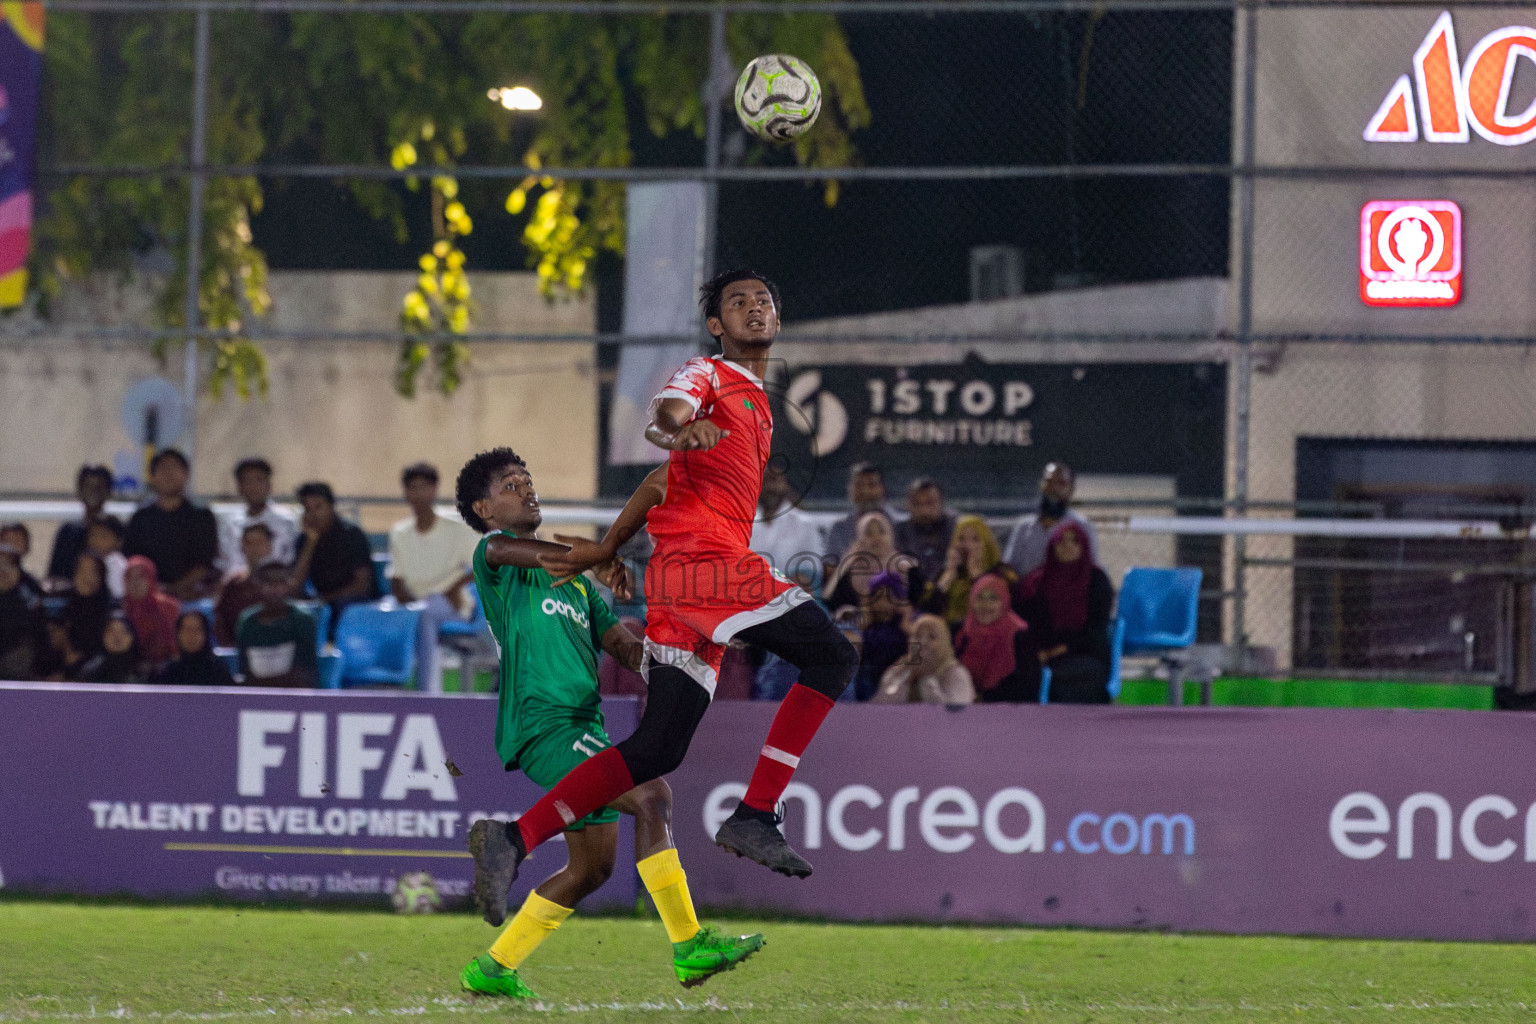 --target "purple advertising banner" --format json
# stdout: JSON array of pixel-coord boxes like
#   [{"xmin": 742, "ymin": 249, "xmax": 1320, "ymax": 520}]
[
  {"xmin": 7, "ymin": 684, "xmax": 1536, "ymax": 941},
  {"xmin": 662, "ymin": 702, "xmax": 1536, "ymax": 942},
  {"xmin": 0, "ymin": 682, "xmax": 637, "ymax": 910}
]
